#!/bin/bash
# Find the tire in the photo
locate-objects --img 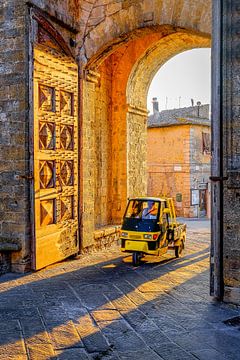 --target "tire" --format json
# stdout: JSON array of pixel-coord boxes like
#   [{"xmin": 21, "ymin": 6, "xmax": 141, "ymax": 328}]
[
  {"xmin": 175, "ymin": 246, "xmax": 180, "ymax": 258},
  {"xmin": 175, "ymin": 240, "xmax": 184, "ymax": 258},
  {"xmin": 132, "ymin": 252, "xmax": 141, "ymax": 266}
]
